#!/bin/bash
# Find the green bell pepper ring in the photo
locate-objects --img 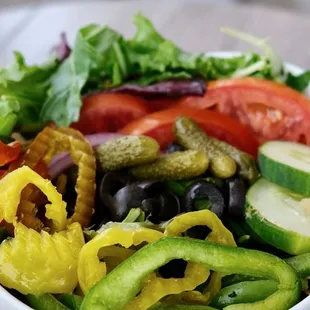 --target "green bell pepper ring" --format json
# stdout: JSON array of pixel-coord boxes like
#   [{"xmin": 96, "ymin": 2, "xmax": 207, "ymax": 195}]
[
  {"xmin": 25, "ymin": 294, "xmax": 70, "ymax": 310},
  {"xmin": 221, "ymin": 274, "xmax": 263, "ymax": 287},
  {"xmin": 81, "ymin": 237, "xmax": 300, "ymax": 310},
  {"xmin": 286, "ymin": 253, "xmax": 310, "ymax": 279},
  {"xmin": 210, "ymin": 280, "xmax": 278, "ymax": 308},
  {"xmin": 58, "ymin": 294, "xmax": 84, "ymax": 310}
]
